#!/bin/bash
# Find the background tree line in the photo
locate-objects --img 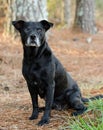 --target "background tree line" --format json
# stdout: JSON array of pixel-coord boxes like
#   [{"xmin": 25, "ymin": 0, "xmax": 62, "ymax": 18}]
[{"xmin": 0, "ymin": 0, "xmax": 103, "ymax": 36}]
